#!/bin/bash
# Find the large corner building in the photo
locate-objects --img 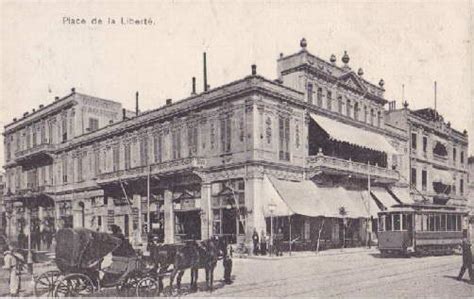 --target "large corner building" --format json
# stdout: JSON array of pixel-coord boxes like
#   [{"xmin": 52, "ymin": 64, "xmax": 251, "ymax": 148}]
[{"xmin": 2, "ymin": 39, "xmax": 470, "ymax": 251}]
